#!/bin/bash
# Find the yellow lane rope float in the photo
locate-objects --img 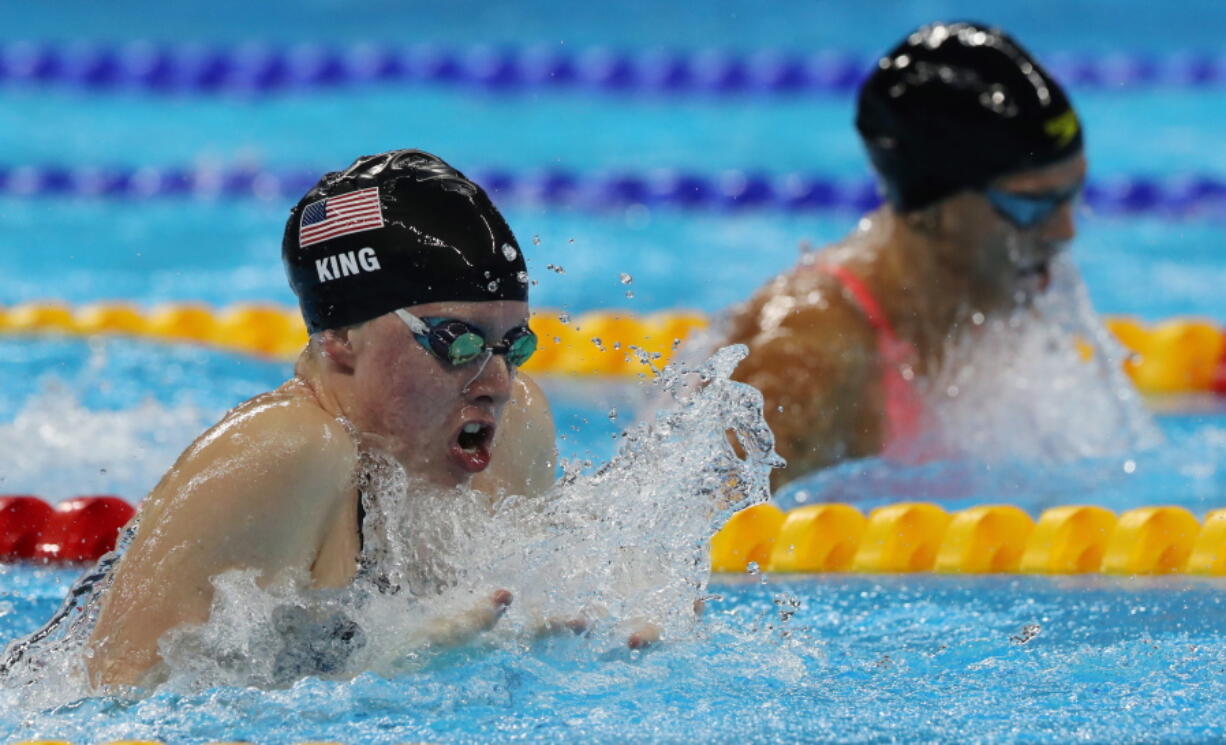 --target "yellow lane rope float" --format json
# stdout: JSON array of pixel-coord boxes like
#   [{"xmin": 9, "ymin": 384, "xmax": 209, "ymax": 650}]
[
  {"xmin": 0, "ymin": 302, "xmax": 1222, "ymax": 393},
  {"xmin": 711, "ymin": 502, "xmax": 1226, "ymax": 575}
]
